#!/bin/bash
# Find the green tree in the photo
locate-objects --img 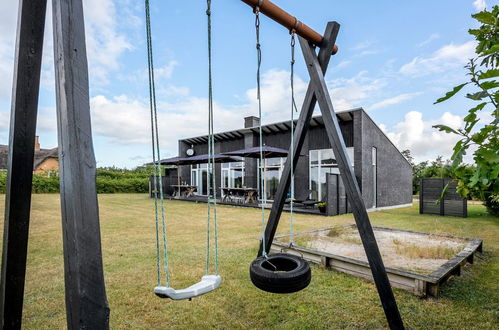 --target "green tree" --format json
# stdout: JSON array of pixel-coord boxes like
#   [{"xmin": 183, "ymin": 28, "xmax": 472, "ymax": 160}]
[
  {"xmin": 433, "ymin": 5, "xmax": 499, "ymax": 215},
  {"xmin": 401, "ymin": 149, "xmax": 424, "ymax": 194}
]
